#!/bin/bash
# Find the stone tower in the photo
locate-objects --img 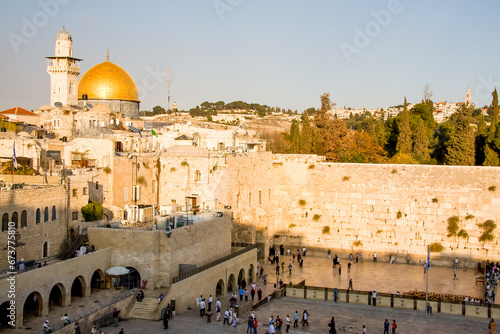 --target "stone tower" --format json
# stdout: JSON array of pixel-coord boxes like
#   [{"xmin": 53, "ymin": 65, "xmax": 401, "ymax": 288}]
[
  {"xmin": 46, "ymin": 27, "xmax": 82, "ymax": 107},
  {"xmin": 466, "ymin": 85, "xmax": 472, "ymax": 104}
]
